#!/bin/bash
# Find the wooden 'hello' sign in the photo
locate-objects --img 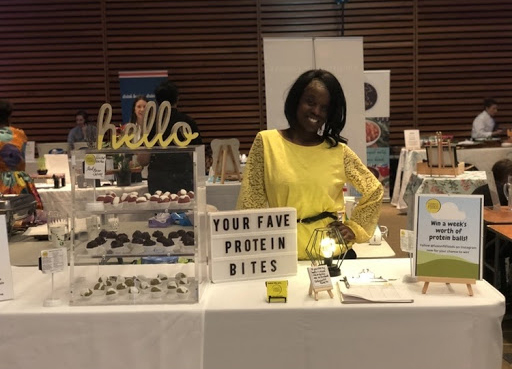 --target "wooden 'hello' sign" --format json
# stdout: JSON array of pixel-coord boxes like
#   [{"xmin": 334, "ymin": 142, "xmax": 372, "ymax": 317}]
[{"xmin": 96, "ymin": 101, "xmax": 199, "ymax": 149}]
